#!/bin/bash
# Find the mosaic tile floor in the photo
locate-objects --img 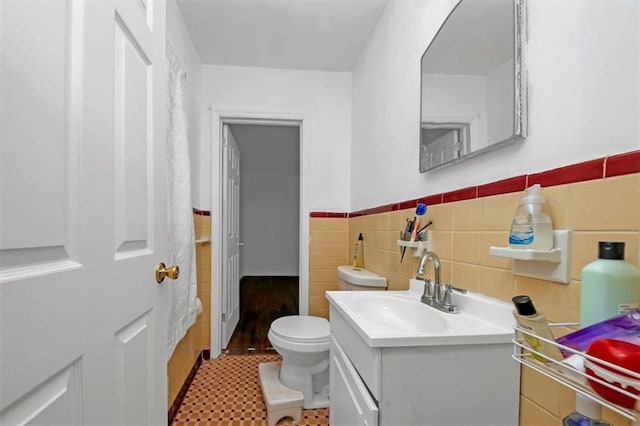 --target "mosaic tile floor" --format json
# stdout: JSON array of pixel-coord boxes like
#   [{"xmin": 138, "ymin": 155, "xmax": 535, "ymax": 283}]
[{"xmin": 171, "ymin": 354, "xmax": 330, "ymax": 426}]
